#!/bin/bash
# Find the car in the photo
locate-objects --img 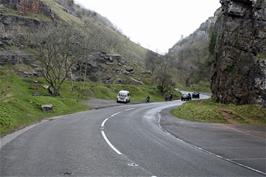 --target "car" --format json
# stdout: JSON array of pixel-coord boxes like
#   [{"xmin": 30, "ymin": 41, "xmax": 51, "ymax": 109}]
[
  {"xmin": 181, "ymin": 93, "xmax": 192, "ymax": 101},
  {"xmin": 192, "ymin": 92, "xmax": 200, "ymax": 99},
  {"xmin": 117, "ymin": 90, "xmax": 130, "ymax": 103}
]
